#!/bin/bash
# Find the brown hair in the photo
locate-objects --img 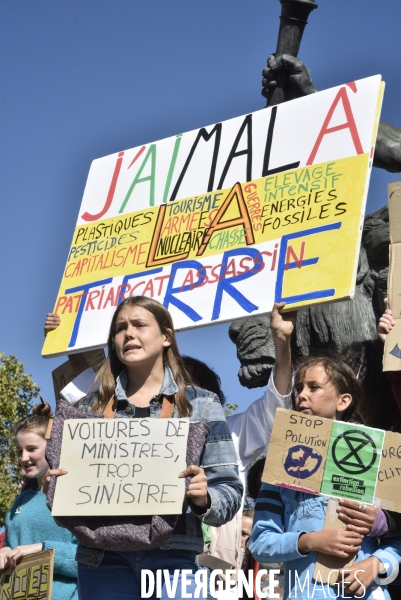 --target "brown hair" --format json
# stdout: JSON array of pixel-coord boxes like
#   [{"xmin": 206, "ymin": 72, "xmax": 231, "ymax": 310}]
[
  {"xmin": 94, "ymin": 296, "xmax": 193, "ymax": 417},
  {"xmin": 243, "ymin": 509, "xmax": 255, "ymax": 520},
  {"xmin": 15, "ymin": 399, "xmax": 53, "ymax": 438},
  {"xmin": 292, "ymin": 356, "xmax": 362, "ymax": 422}
]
